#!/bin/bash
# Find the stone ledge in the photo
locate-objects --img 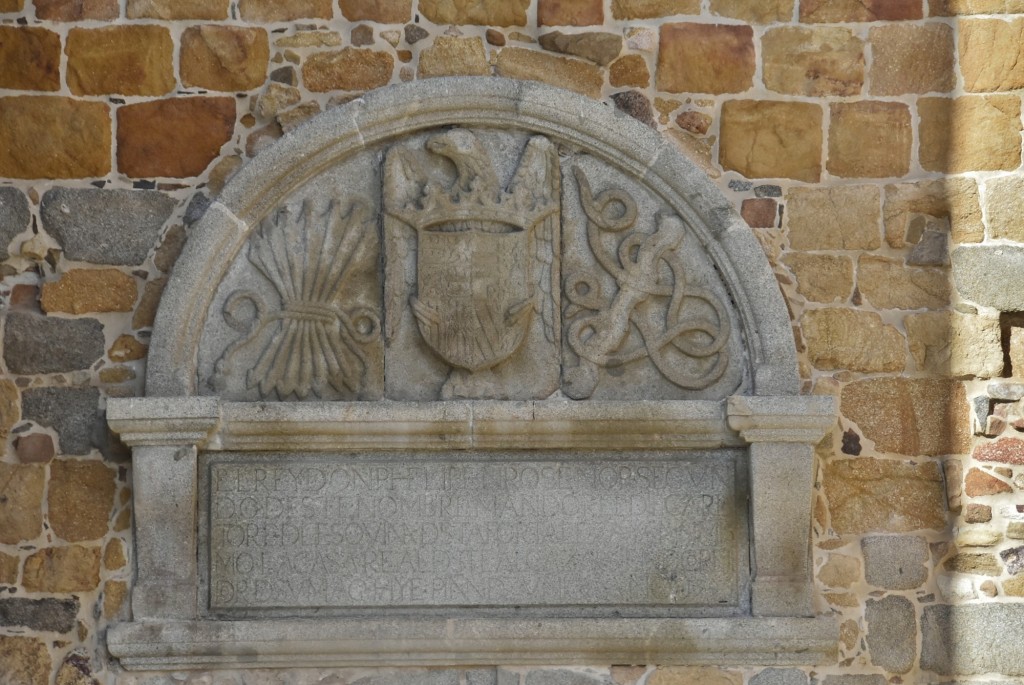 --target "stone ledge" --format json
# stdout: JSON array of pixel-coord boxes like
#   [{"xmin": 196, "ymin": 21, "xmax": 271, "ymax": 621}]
[{"xmin": 107, "ymin": 616, "xmax": 838, "ymax": 669}]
